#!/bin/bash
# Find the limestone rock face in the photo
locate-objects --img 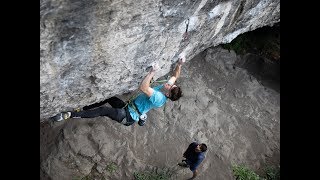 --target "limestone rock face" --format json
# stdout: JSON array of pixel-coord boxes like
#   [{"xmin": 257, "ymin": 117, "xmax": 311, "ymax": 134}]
[{"xmin": 40, "ymin": 0, "xmax": 280, "ymax": 118}]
